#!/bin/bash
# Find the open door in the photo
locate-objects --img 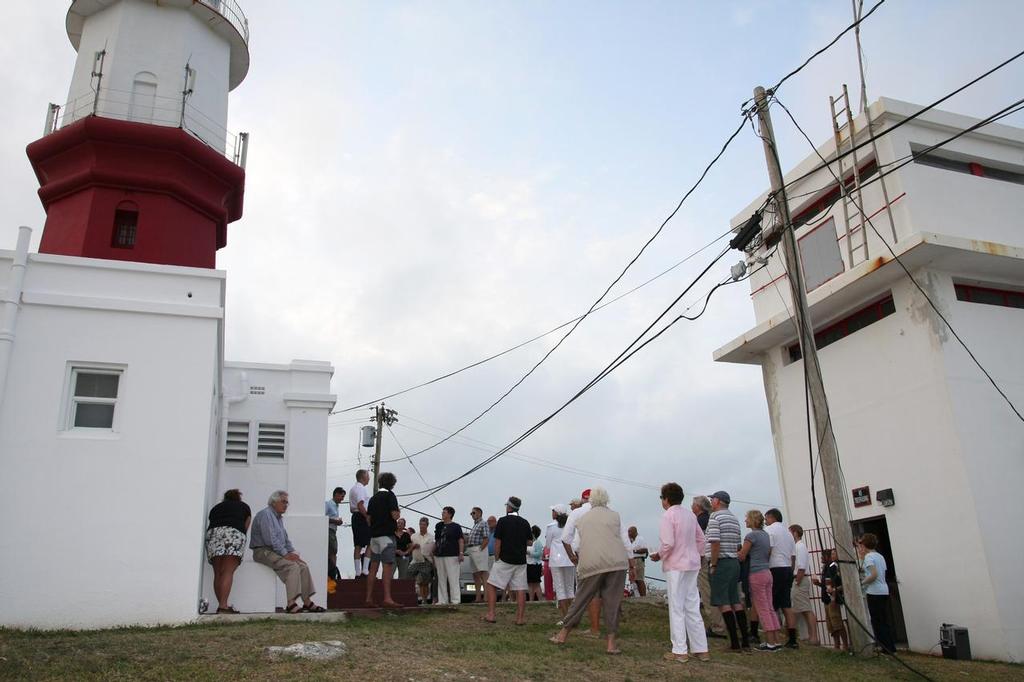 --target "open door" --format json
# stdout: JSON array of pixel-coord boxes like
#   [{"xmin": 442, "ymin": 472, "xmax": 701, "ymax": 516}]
[{"xmin": 852, "ymin": 516, "xmax": 907, "ymax": 645}]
